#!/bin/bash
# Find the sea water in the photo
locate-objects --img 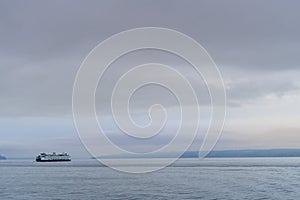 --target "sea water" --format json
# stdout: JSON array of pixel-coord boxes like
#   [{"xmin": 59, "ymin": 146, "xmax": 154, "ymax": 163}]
[{"xmin": 1, "ymin": 158, "xmax": 300, "ymax": 199}]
